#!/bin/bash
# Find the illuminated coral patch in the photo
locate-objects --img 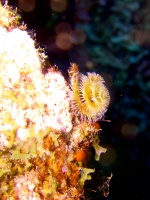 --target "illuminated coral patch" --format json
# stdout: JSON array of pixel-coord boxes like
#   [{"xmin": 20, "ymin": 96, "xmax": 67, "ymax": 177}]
[{"xmin": 0, "ymin": 3, "xmax": 111, "ymax": 199}]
